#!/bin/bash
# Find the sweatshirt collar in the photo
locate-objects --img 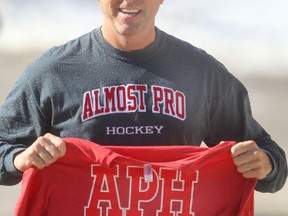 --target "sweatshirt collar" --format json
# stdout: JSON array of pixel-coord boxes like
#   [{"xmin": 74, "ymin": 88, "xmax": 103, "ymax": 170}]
[{"xmin": 93, "ymin": 27, "xmax": 165, "ymax": 62}]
